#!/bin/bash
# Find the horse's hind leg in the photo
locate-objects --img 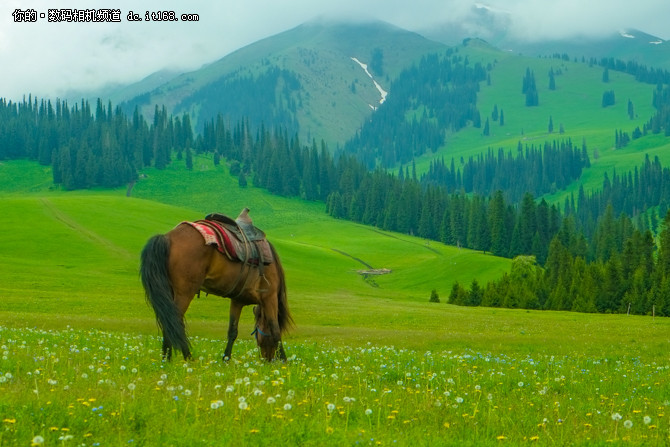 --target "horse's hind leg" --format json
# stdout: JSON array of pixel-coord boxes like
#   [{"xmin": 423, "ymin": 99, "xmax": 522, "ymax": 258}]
[
  {"xmin": 223, "ymin": 300, "xmax": 243, "ymax": 361},
  {"xmin": 162, "ymin": 337, "xmax": 173, "ymax": 361}
]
